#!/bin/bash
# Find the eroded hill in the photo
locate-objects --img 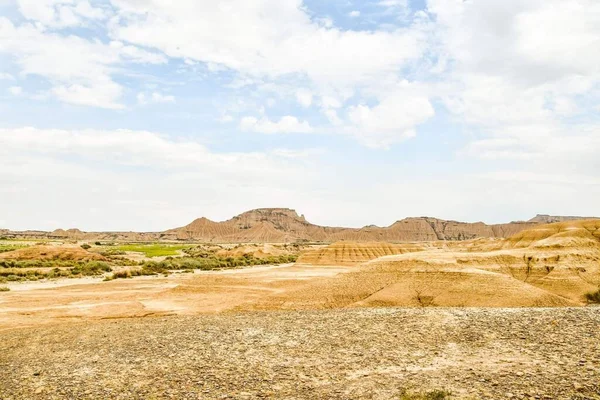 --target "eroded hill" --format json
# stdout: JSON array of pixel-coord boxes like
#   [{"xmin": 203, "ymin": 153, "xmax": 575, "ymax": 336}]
[
  {"xmin": 3, "ymin": 208, "xmax": 597, "ymax": 243},
  {"xmin": 249, "ymin": 219, "xmax": 600, "ymax": 309}
]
